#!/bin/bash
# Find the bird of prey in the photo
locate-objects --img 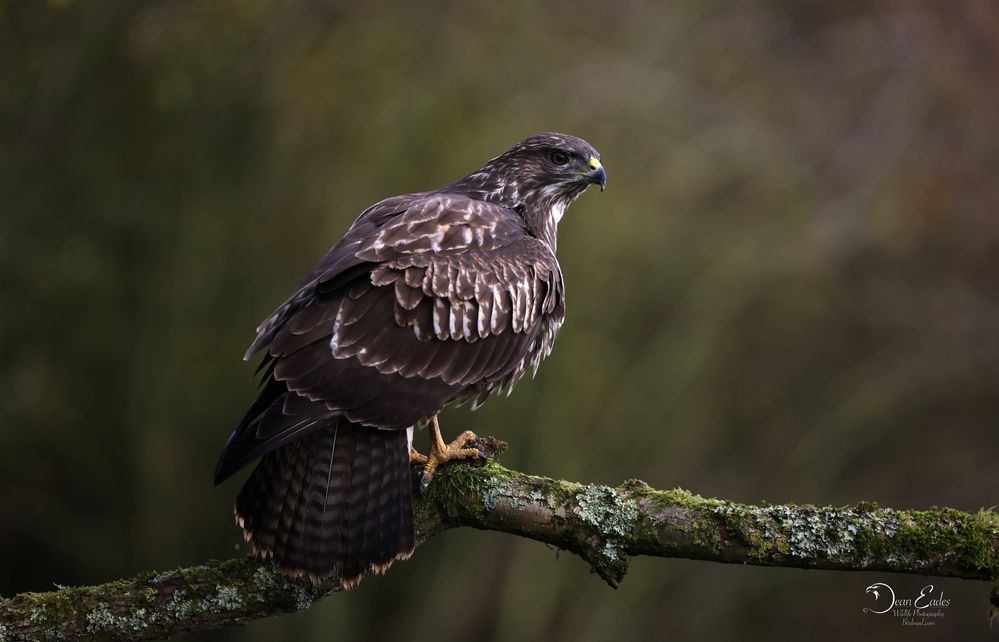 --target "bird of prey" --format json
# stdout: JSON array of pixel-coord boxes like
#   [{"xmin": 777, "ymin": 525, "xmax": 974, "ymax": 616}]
[{"xmin": 214, "ymin": 132, "xmax": 606, "ymax": 587}]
